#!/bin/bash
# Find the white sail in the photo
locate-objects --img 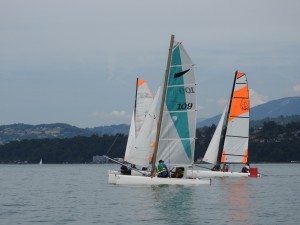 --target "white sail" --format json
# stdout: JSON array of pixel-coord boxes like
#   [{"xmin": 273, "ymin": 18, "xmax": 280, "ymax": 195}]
[
  {"xmin": 124, "ymin": 112, "xmax": 136, "ymax": 162},
  {"xmin": 202, "ymin": 105, "xmax": 227, "ymax": 164},
  {"xmin": 156, "ymin": 41, "xmax": 197, "ymax": 167},
  {"xmin": 124, "ymin": 79, "xmax": 153, "ymax": 164},
  {"xmin": 126, "ymin": 87, "xmax": 160, "ymax": 167},
  {"xmin": 135, "ymin": 80, "xmax": 153, "ymax": 136}
]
